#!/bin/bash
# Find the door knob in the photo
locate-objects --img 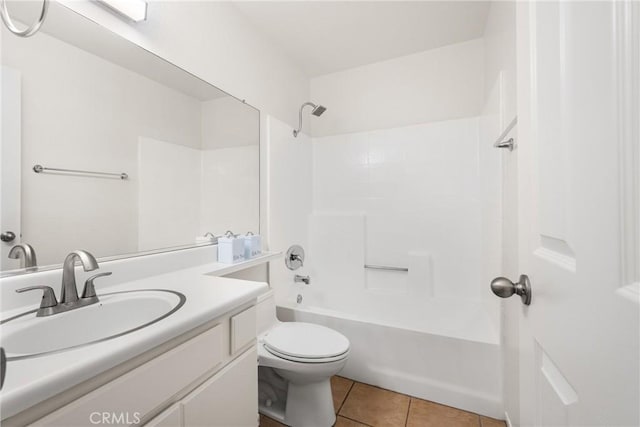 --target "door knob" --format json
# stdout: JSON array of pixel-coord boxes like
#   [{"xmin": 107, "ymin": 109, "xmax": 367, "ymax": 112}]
[
  {"xmin": 490, "ymin": 274, "xmax": 532, "ymax": 305},
  {"xmin": 1, "ymin": 231, "xmax": 16, "ymax": 242}
]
